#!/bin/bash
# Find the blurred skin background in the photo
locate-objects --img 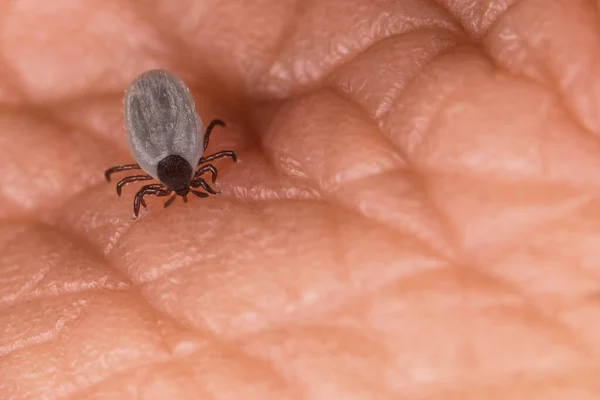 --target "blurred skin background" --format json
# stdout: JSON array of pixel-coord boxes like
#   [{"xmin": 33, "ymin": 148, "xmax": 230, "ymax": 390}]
[{"xmin": 0, "ymin": 0, "xmax": 598, "ymax": 399}]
